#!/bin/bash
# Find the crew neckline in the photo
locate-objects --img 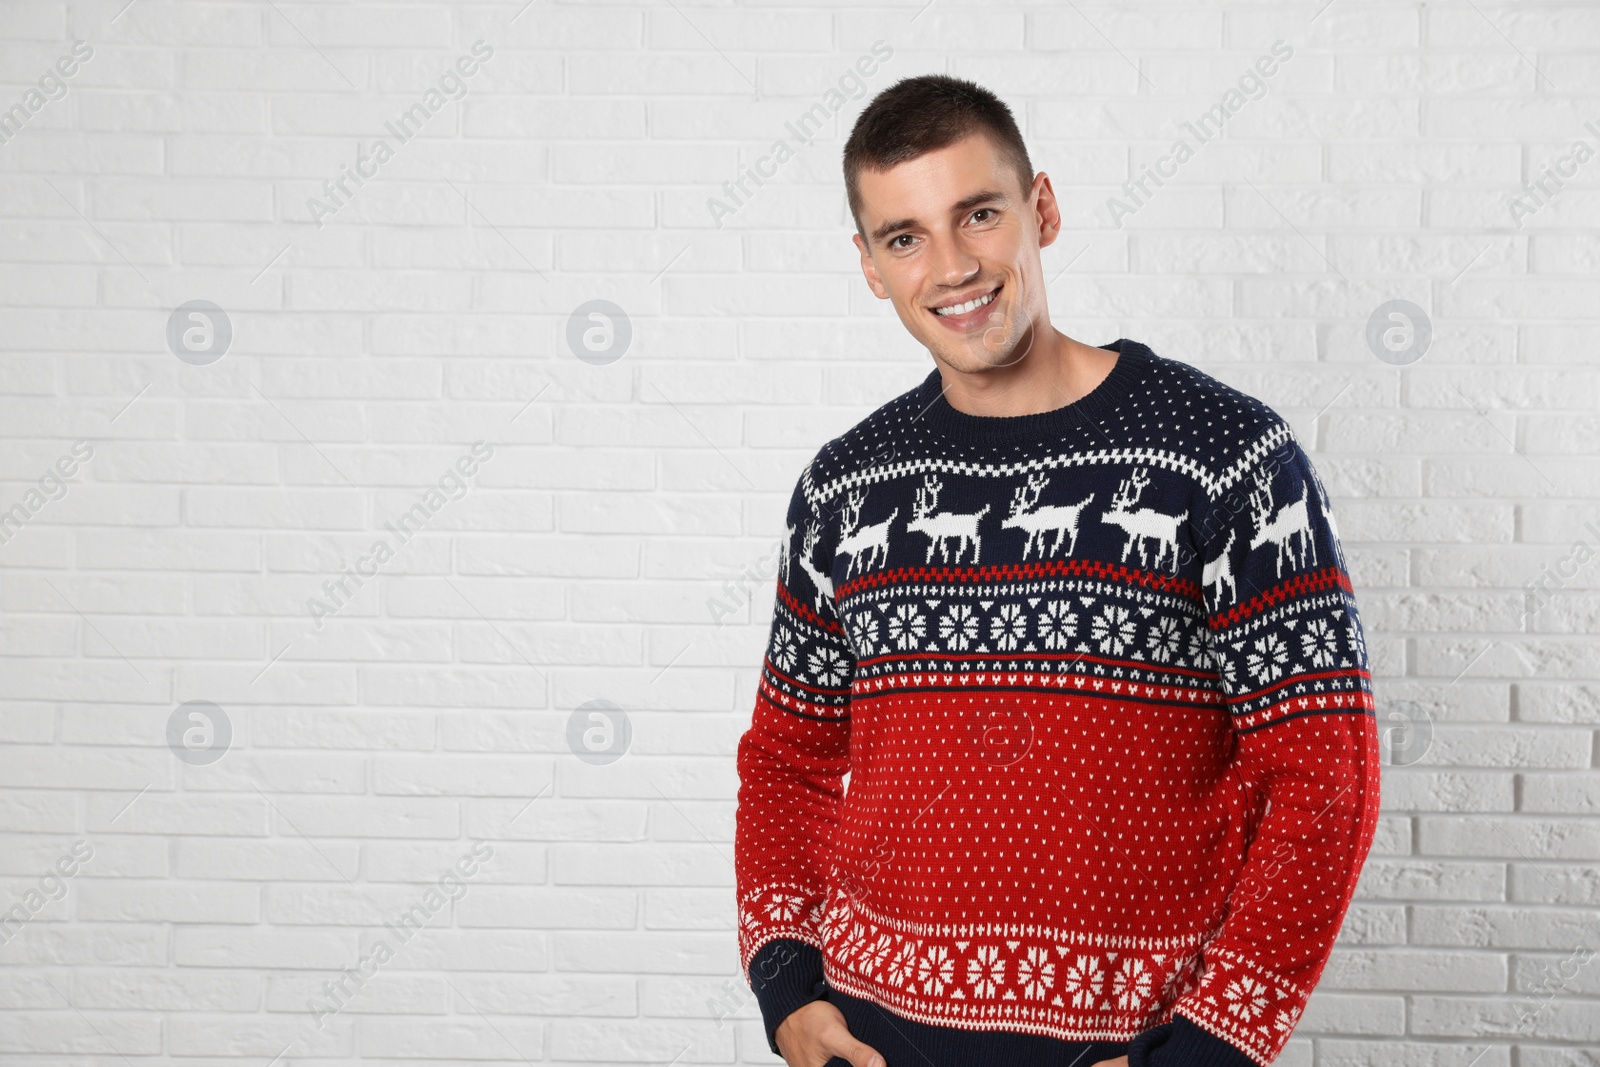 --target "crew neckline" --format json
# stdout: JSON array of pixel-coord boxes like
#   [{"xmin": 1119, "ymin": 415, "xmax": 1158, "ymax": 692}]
[{"xmin": 911, "ymin": 338, "xmax": 1146, "ymax": 448}]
